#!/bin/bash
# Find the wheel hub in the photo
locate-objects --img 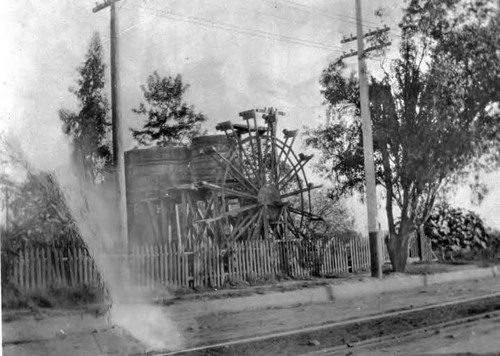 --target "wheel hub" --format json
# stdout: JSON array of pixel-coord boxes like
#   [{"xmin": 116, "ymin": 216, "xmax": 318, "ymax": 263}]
[{"xmin": 257, "ymin": 184, "xmax": 280, "ymax": 206}]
